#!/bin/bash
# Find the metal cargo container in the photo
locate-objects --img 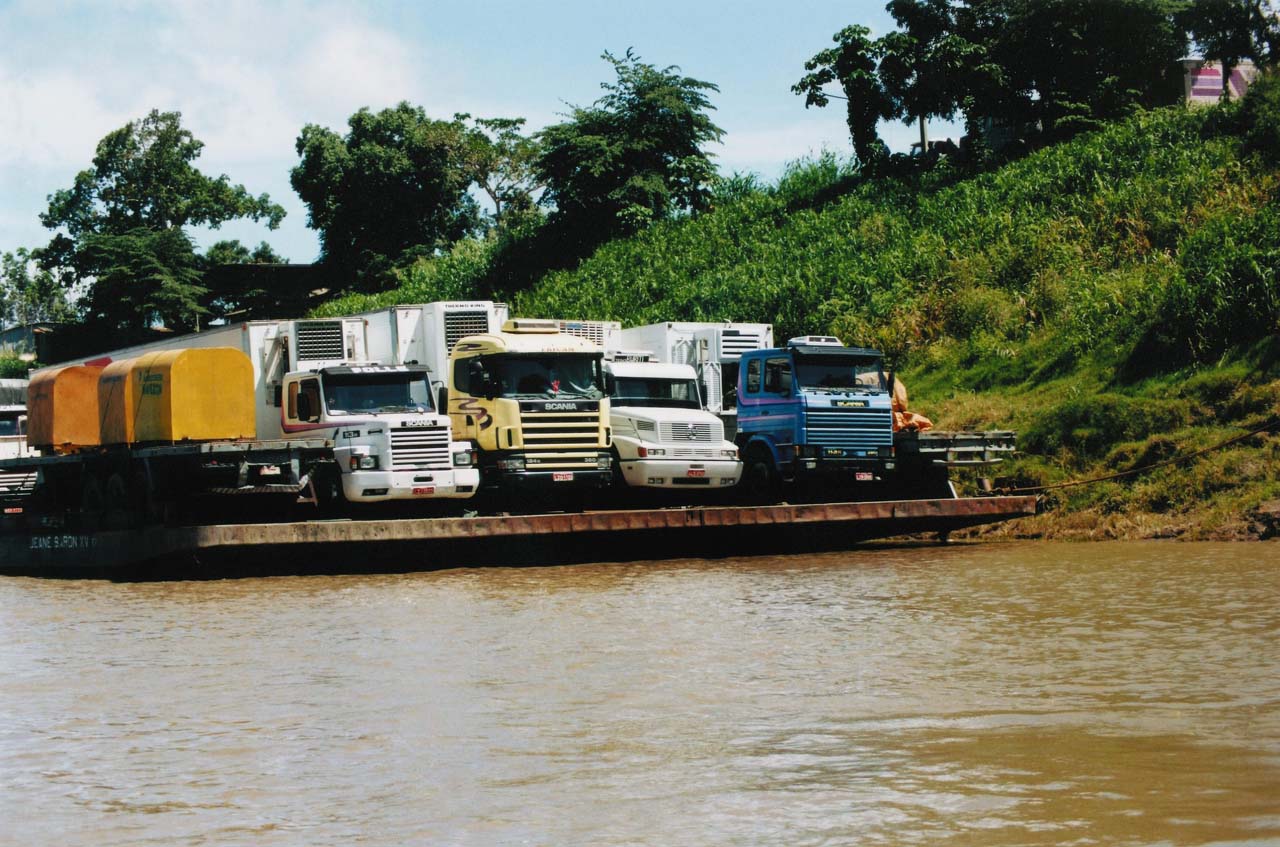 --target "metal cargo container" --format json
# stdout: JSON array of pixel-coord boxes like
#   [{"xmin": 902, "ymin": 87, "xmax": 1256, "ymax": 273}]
[
  {"xmin": 27, "ymin": 365, "xmax": 104, "ymax": 452},
  {"xmin": 97, "ymin": 358, "xmax": 137, "ymax": 446},
  {"xmin": 130, "ymin": 348, "xmax": 255, "ymax": 444}
]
